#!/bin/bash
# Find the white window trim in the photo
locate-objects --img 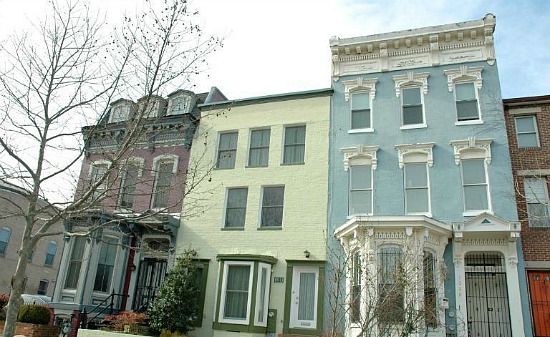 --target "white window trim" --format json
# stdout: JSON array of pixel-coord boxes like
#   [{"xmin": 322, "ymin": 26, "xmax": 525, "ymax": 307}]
[
  {"xmin": 396, "ymin": 144, "xmax": 433, "ymax": 217},
  {"xmin": 218, "ymin": 261, "xmax": 254, "ymax": 325},
  {"xmin": 343, "ymin": 78, "xmax": 378, "ymax": 132},
  {"xmin": 515, "ymin": 116, "xmax": 541, "ymax": 148},
  {"xmin": 88, "ymin": 160, "xmax": 112, "ymax": 179},
  {"xmin": 222, "ymin": 187, "xmax": 248, "ymax": 228},
  {"xmin": 444, "ymin": 66, "xmax": 484, "ymax": 124},
  {"xmin": 452, "ymin": 138, "xmax": 492, "ymax": 216},
  {"xmin": 259, "ymin": 185, "xmax": 285, "ymax": 228},
  {"xmin": 150, "ymin": 154, "xmax": 178, "ymax": 210},
  {"xmin": 348, "ymin": 164, "xmax": 374, "ymax": 217},
  {"xmin": 246, "ymin": 128, "xmax": 271, "ymax": 167},
  {"xmin": 342, "ymin": 145, "xmax": 379, "ymax": 171},
  {"xmin": 393, "ymin": 72, "xmax": 429, "ymax": 129},
  {"xmin": 281, "ymin": 124, "xmax": 307, "ymax": 165},
  {"xmin": 92, "ymin": 235, "xmax": 120, "ymax": 294},
  {"xmin": 116, "ymin": 157, "xmax": 145, "ymax": 210},
  {"xmin": 254, "ymin": 263, "xmax": 272, "ymax": 327}
]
